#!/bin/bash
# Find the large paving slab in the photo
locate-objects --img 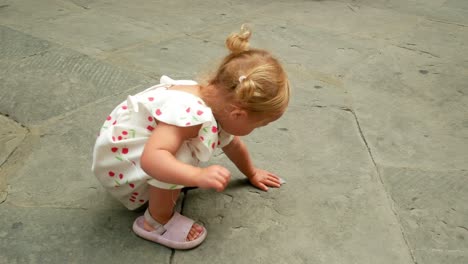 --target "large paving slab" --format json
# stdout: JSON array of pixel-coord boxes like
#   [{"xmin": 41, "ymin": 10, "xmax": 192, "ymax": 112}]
[
  {"xmin": 345, "ymin": 44, "xmax": 468, "ymax": 170},
  {"xmin": 0, "ymin": 0, "xmax": 270, "ymax": 58},
  {"xmin": 381, "ymin": 167, "xmax": 468, "ymax": 264},
  {"xmin": 177, "ymin": 106, "xmax": 413, "ymax": 264},
  {"xmin": 337, "ymin": 0, "xmax": 468, "ymax": 27},
  {"xmin": 0, "ymin": 26, "xmax": 151, "ymax": 126},
  {"xmin": 253, "ymin": 1, "xmax": 420, "ymax": 42},
  {"xmin": 336, "ymin": 0, "xmax": 446, "ymax": 18},
  {"xmin": 0, "ymin": 205, "xmax": 171, "ymax": 264},
  {"xmin": 104, "ymin": 35, "xmax": 226, "ymax": 80}
]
